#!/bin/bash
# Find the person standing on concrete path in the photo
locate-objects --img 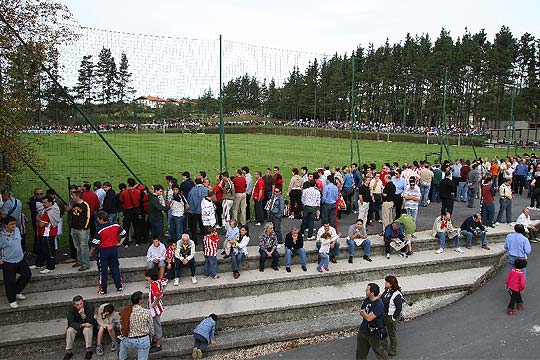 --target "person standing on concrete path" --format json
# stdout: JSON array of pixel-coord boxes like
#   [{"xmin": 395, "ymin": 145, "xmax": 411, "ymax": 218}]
[
  {"xmin": 118, "ymin": 291, "xmax": 154, "ymax": 360},
  {"xmin": 433, "ymin": 212, "xmax": 463, "ymax": 254},
  {"xmin": 481, "ymin": 176, "xmax": 496, "ymax": 227},
  {"xmin": 346, "ymin": 219, "xmax": 372, "ymax": 263},
  {"xmin": 219, "ymin": 172, "xmax": 235, "ymax": 226},
  {"xmin": 380, "ymin": 175, "xmax": 396, "ymax": 236},
  {"xmin": 145, "ymin": 269, "xmax": 167, "ymax": 353},
  {"xmin": 300, "ymin": 180, "xmax": 321, "ymax": 240},
  {"xmin": 231, "ymin": 169, "xmax": 247, "ymax": 225},
  {"xmin": 505, "ymin": 258, "xmax": 527, "ymax": 316},
  {"xmin": 460, "ymin": 213, "xmax": 490, "ymax": 250},
  {"xmin": 267, "ymin": 188, "xmax": 285, "ymax": 244},
  {"xmin": 457, "ymin": 160, "xmax": 471, "ymax": 202},
  {"xmin": 188, "ymin": 178, "xmax": 208, "ymax": 245},
  {"xmin": 369, "ymin": 172, "xmax": 384, "ymax": 223},
  {"xmin": 201, "ymin": 190, "xmax": 217, "ymax": 228},
  {"xmin": 0, "ymin": 216, "xmax": 31, "ymax": 309},
  {"xmin": 321, "ymin": 175, "xmax": 338, "ymax": 228},
  {"xmin": 262, "ymin": 168, "xmax": 275, "ymax": 220},
  {"xmin": 203, "ymin": 227, "xmax": 220, "ymax": 279},
  {"xmin": 284, "ymin": 227, "xmax": 308, "ymax": 272},
  {"xmin": 242, "ymin": 167, "xmax": 253, "ymax": 222},
  {"xmin": 287, "ymin": 168, "xmax": 304, "ymax": 219},
  {"xmin": 402, "ymin": 178, "xmax": 421, "ymax": 223},
  {"xmin": 259, "ymin": 222, "xmax": 280, "ymax": 271},
  {"xmin": 439, "ymin": 171, "xmax": 456, "ymax": 216},
  {"xmin": 252, "ymin": 171, "xmax": 266, "ymax": 226},
  {"xmin": 28, "ymin": 187, "xmax": 44, "ymax": 254},
  {"xmin": 147, "ymin": 185, "xmax": 168, "ymax": 242},
  {"xmin": 391, "ymin": 170, "xmax": 407, "ymax": 220},
  {"xmin": 63, "ymin": 295, "xmax": 95, "ymax": 360},
  {"xmin": 496, "ymin": 178, "xmax": 513, "ymax": 225},
  {"xmin": 504, "ymin": 224, "xmax": 531, "ymax": 275},
  {"xmin": 192, "ymin": 314, "xmax": 218, "ymax": 359},
  {"xmin": 356, "ymin": 283, "xmax": 389, "ymax": 360},
  {"xmin": 34, "ymin": 194, "xmax": 60, "ymax": 274},
  {"xmin": 514, "ymin": 158, "xmax": 528, "ymax": 196},
  {"xmin": 418, "ymin": 163, "xmax": 434, "ymax": 207},
  {"xmin": 467, "ymin": 163, "xmax": 481, "ymax": 208},
  {"xmin": 431, "ymin": 163, "xmax": 443, "ymax": 203},
  {"xmin": 358, "ymin": 176, "xmax": 373, "ymax": 226},
  {"xmin": 381, "ymin": 275, "xmax": 403, "ymax": 357}
]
